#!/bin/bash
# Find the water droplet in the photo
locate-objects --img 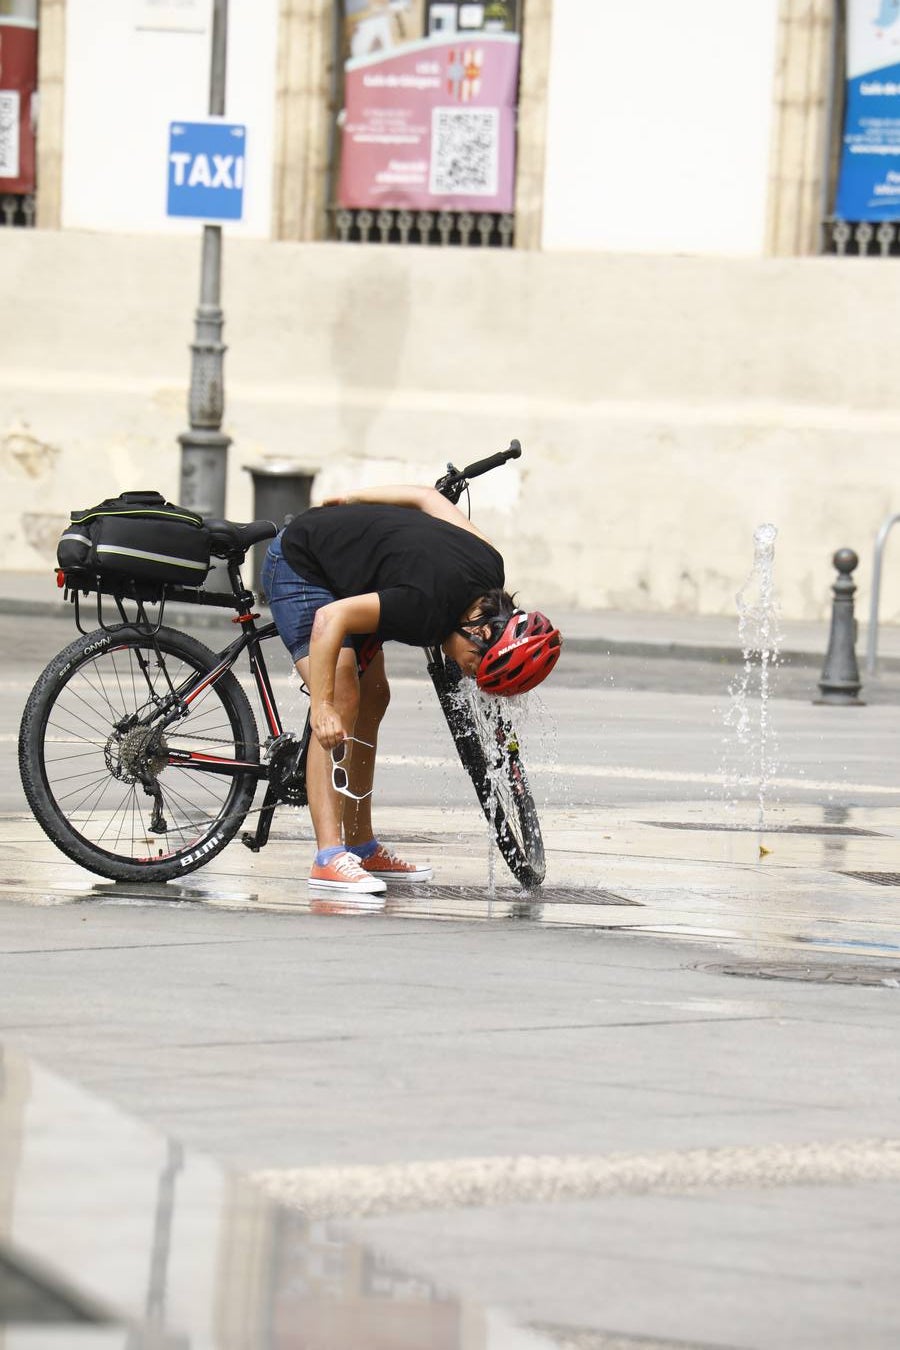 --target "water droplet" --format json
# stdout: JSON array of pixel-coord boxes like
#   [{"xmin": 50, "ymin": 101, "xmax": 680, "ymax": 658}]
[{"xmin": 721, "ymin": 523, "xmax": 783, "ymax": 837}]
